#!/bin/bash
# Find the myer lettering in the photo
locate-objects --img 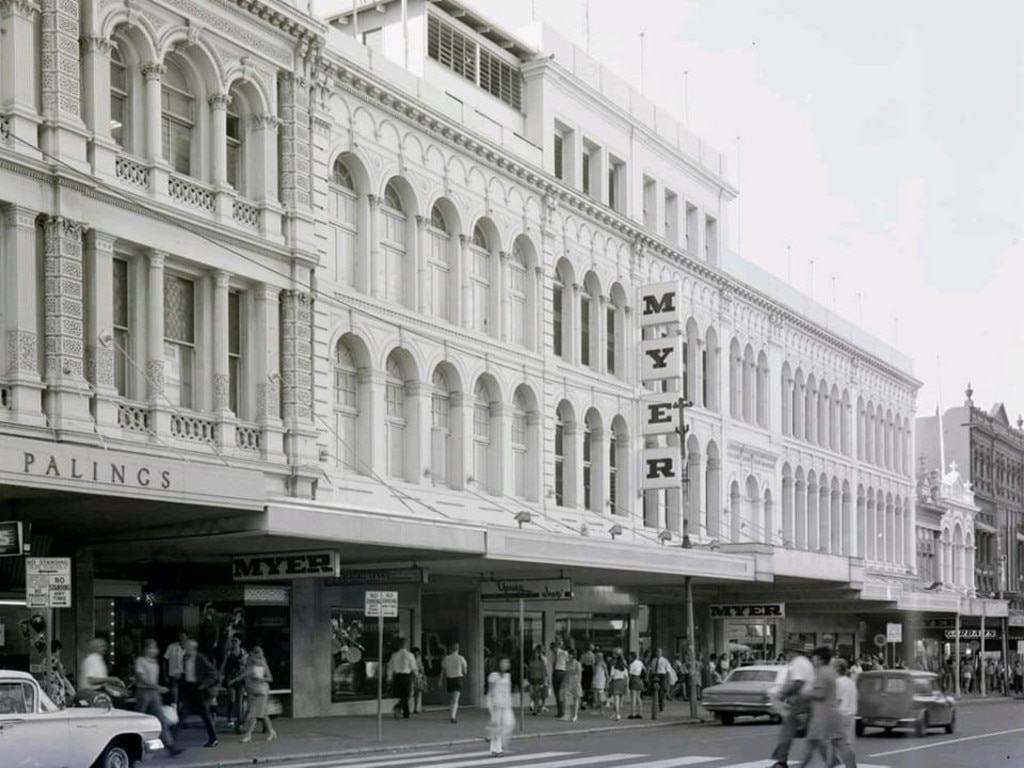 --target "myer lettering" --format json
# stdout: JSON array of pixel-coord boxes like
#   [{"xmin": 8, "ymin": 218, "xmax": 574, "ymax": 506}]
[
  {"xmin": 21, "ymin": 451, "xmax": 171, "ymax": 489},
  {"xmin": 709, "ymin": 603, "xmax": 786, "ymax": 619},
  {"xmin": 639, "ymin": 282, "xmax": 683, "ymax": 327},
  {"xmin": 232, "ymin": 551, "xmax": 340, "ymax": 581}
]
